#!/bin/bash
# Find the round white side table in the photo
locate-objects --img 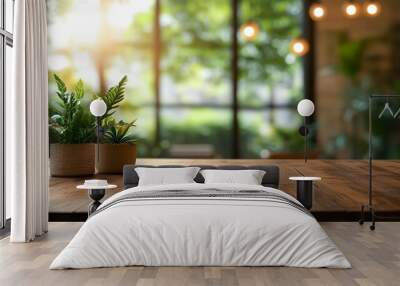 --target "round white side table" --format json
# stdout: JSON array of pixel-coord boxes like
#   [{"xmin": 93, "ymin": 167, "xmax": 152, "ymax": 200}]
[
  {"xmin": 77, "ymin": 184, "xmax": 117, "ymax": 215},
  {"xmin": 289, "ymin": 177, "xmax": 321, "ymax": 210}
]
